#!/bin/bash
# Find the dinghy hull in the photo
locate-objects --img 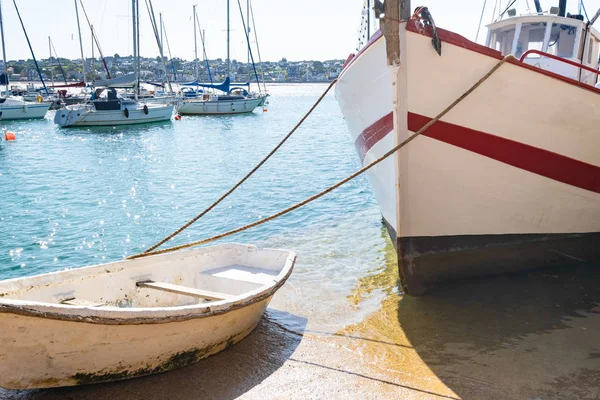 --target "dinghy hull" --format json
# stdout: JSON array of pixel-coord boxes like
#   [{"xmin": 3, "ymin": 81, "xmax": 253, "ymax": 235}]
[
  {"xmin": 0, "ymin": 297, "xmax": 270, "ymax": 389},
  {"xmin": 0, "ymin": 243, "xmax": 295, "ymax": 389}
]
